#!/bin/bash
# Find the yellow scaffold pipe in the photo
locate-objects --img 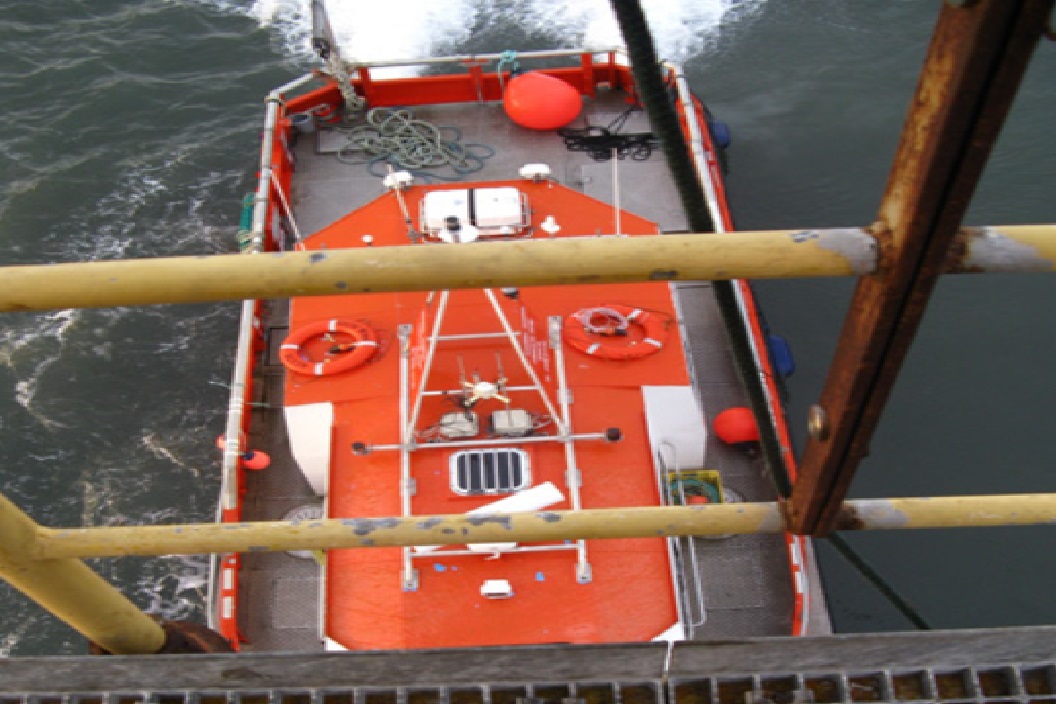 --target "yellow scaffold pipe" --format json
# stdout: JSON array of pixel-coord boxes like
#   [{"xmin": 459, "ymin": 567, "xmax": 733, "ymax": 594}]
[
  {"xmin": 35, "ymin": 493, "xmax": 1056, "ymax": 559},
  {"xmin": 0, "ymin": 493, "xmax": 166, "ymax": 654},
  {"xmin": 0, "ymin": 225, "xmax": 1052, "ymax": 314}
]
